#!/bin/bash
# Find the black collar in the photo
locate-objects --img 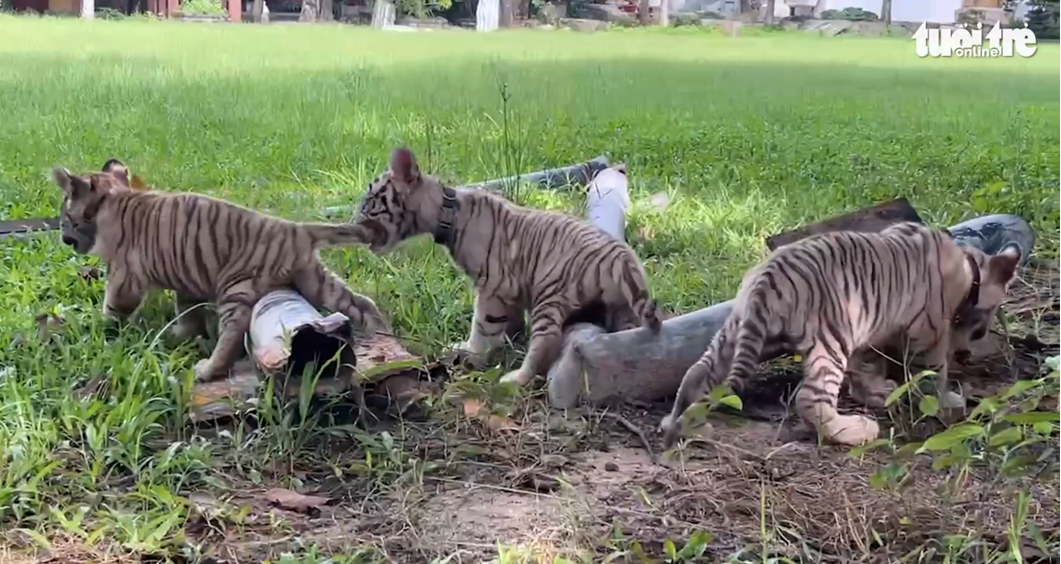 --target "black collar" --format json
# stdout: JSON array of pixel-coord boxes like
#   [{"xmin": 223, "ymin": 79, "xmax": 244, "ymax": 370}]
[
  {"xmin": 433, "ymin": 186, "xmax": 459, "ymax": 245},
  {"xmin": 954, "ymin": 253, "xmax": 981, "ymax": 324}
]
